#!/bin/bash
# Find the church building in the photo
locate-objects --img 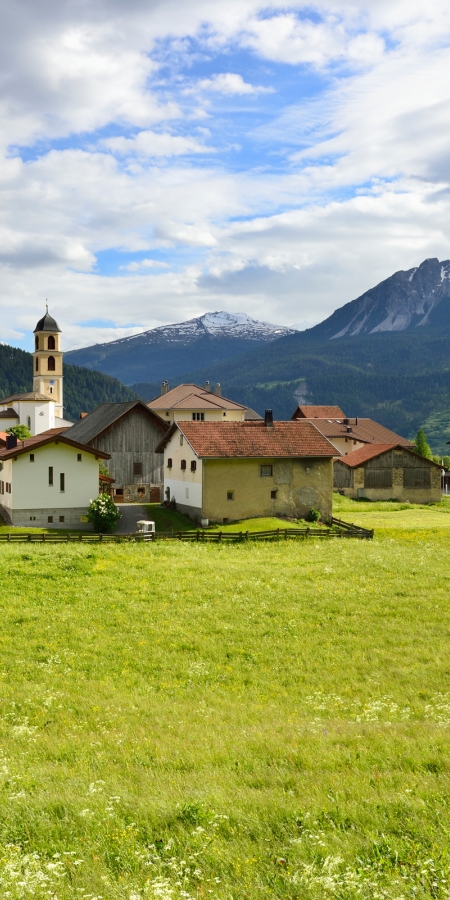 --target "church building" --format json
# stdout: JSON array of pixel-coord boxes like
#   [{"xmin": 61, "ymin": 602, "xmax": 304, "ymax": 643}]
[{"xmin": 0, "ymin": 307, "xmax": 72, "ymax": 435}]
